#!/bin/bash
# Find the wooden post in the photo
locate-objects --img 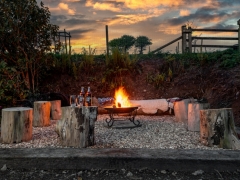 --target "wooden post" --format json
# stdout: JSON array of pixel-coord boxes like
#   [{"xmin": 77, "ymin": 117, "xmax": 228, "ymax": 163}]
[
  {"xmin": 238, "ymin": 19, "xmax": 240, "ymax": 52},
  {"xmin": 200, "ymin": 108, "xmax": 240, "ymax": 149},
  {"xmin": 55, "ymin": 106, "xmax": 98, "ymax": 148},
  {"xmin": 188, "ymin": 102, "xmax": 210, "ymax": 131},
  {"xmin": 182, "ymin": 25, "xmax": 187, "ymax": 53},
  {"xmin": 188, "ymin": 27, "xmax": 192, "ymax": 53},
  {"xmin": 106, "ymin": 25, "xmax": 109, "ymax": 57},
  {"xmin": 64, "ymin": 29, "xmax": 67, "ymax": 54},
  {"xmin": 69, "ymin": 32, "xmax": 71, "ymax": 54},
  {"xmin": 33, "ymin": 101, "xmax": 51, "ymax": 127},
  {"xmin": 1, "ymin": 107, "xmax": 33, "ymax": 143},
  {"xmin": 50, "ymin": 100, "xmax": 62, "ymax": 120}
]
